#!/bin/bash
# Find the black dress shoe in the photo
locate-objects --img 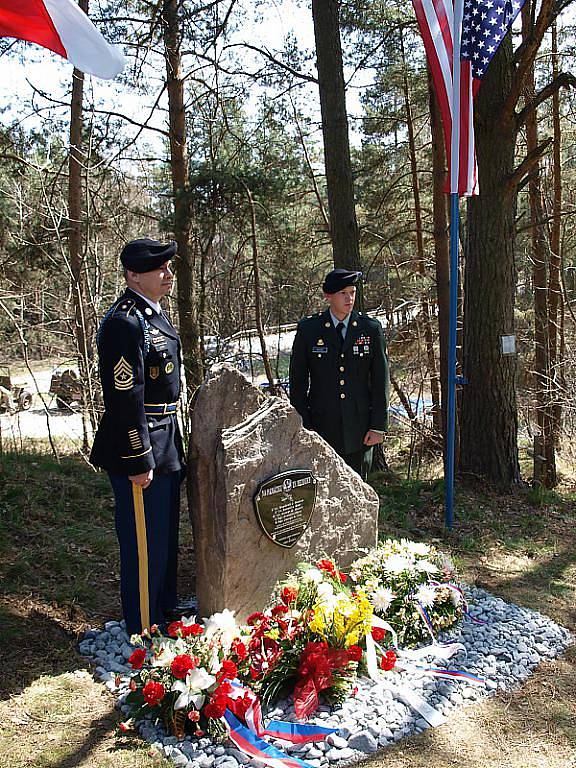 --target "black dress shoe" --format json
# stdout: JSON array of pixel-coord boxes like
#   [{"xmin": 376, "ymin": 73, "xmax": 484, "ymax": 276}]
[{"xmin": 164, "ymin": 598, "xmax": 198, "ymax": 623}]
